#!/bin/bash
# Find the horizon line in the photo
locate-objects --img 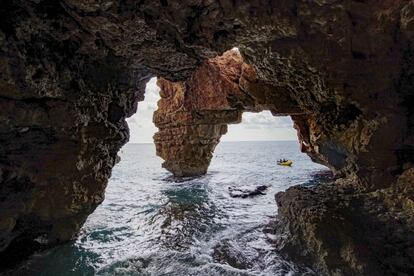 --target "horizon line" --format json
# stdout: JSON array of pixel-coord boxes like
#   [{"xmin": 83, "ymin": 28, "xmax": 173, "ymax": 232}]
[{"xmin": 127, "ymin": 139, "xmax": 298, "ymax": 145}]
